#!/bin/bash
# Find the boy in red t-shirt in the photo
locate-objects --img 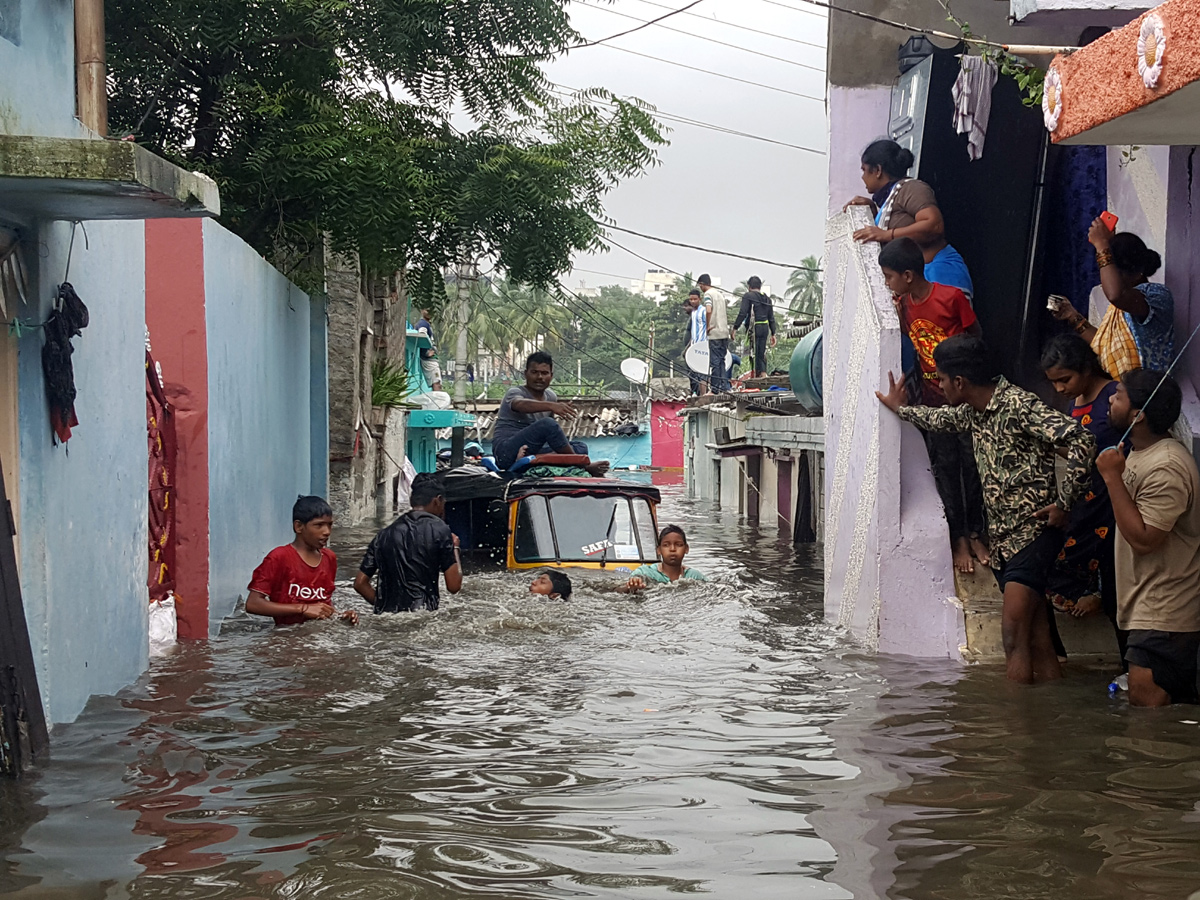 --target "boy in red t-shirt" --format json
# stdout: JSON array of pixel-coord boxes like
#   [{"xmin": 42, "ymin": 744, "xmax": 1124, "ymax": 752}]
[
  {"xmin": 246, "ymin": 496, "xmax": 358, "ymax": 626},
  {"xmin": 880, "ymin": 238, "xmax": 989, "ymax": 575}
]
